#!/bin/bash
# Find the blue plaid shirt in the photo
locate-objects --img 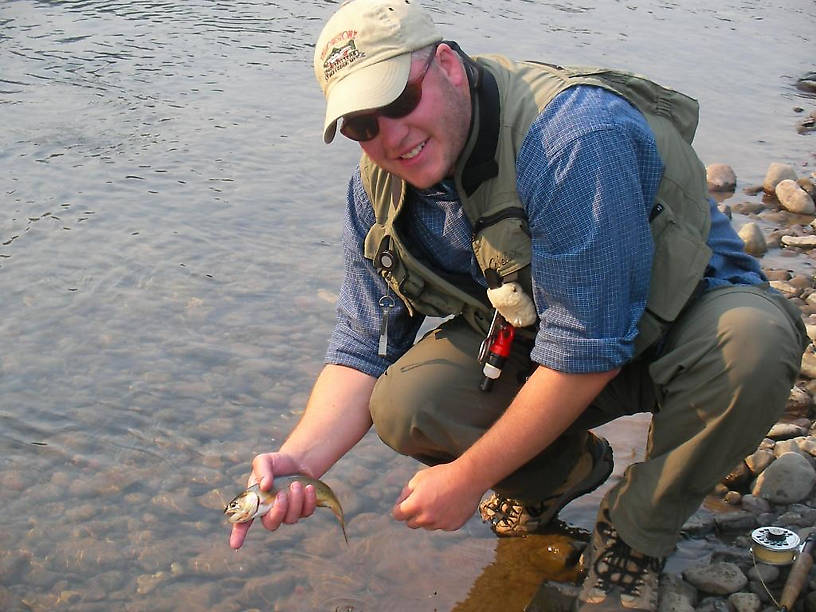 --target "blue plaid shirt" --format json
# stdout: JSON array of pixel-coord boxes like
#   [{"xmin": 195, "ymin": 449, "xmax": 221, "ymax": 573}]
[{"xmin": 325, "ymin": 85, "xmax": 764, "ymax": 377}]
